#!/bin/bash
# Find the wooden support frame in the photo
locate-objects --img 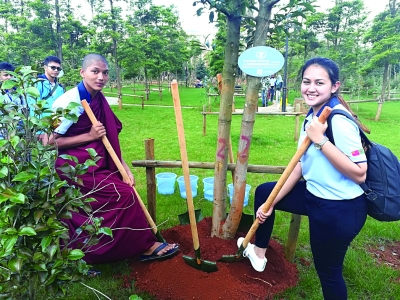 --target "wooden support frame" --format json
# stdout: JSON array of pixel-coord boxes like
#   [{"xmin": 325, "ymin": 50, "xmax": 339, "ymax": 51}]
[
  {"xmin": 131, "ymin": 155, "xmax": 301, "ymax": 262},
  {"xmin": 132, "ymin": 159, "xmax": 286, "ymax": 174},
  {"xmin": 207, "ymin": 93, "xmax": 219, "ymax": 112},
  {"xmin": 104, "ymin": 91, "xmax": 145, "ymax": 109}
]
